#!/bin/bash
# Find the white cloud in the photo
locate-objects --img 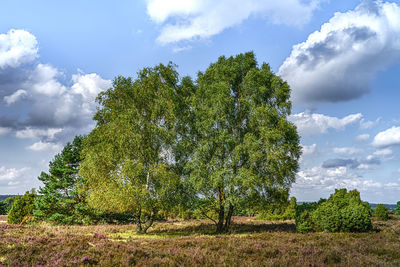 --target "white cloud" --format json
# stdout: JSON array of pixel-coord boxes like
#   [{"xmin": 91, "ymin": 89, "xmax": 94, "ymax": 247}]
[
  {"xmin": 289, "ymin": 111, "xmax": 362, "ymax": 135},
  {"xmin": 146, "ymin": 0, "xmax": 324, "ymax": 44},
  {"xmin": 372, "ymin": 126, "xmax": 400, "ymax": 148},
  {"xmin": 0, "ymin": 166, "xmax": 29, "ymax": 184},
  {"xmin": 28, "ymin": 64, "xmax": 67, "ymax": 96},
  {"xmin": 0, "ymin": 127, "xmax": 11, "ymax": 136},
  {"xmin": 333, "ymin": 146, "xmax": 363, "ymax": 155},
  {"xmin": 0, "ymin": 29, "xmax": 38, "ymax": 69},
  {"xmin": 373, "ymin": 148, "xmax": 393, "ymax": 156},
  {"xmin": 71, "ymin": 72, "xmax": 112, "ymax": 101},
  {"xmin": 26, "ymin": 141, "xmax": 62, "ymax": 152},
  {"xmin": 3, "ymin": 89, "xmax": 28, "ymax": 105},
  {"xmin": 22, "ymin": 66, "xmax": 111, "ymax": 129},
  {"xmin": 295, "ymin": 165, "xmax": 382, "ymax": 192},
  {"xmin": 356, "ymin": 133, "xmax": 370, "ymax": 142},
  {"xmin": 16, "ymin": 127, "xmax": 62, "ymax": 140},
  {"xmin": 0, "ymin": 30, "xmax": 112, "ymax": 137},
  {"xmin": 360, "ymin": 117, "xmax": 381, "ymax": 130},
  {"xmin": 279, "ymin": 1, "xmax": 400, "ymax": 104}
]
